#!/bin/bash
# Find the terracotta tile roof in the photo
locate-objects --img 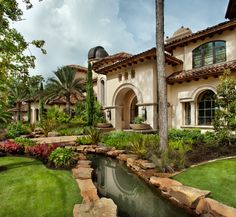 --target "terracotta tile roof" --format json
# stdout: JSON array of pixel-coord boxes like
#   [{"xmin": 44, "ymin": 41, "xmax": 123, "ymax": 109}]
[
  {"xmin": 8, "ymin": 104, "xmax": 28, "ymax": 112},
  {"xmin": 68, "ymin": 65, "xmax": 87, "ymax": 73},
  {"xmin": 167, "ymin": 60, "xmax": 236, "ymax": 84},
  {"xmin": 92, "ymin": 52, "xmax": 132, "ymax": 71},
  {"xmin": 165, "ymin": 19, "xmax": 236, "ymax": 51},
  {"xmin": 95, "ymin": 47, "xmax": 183, "ymax": 74}
]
